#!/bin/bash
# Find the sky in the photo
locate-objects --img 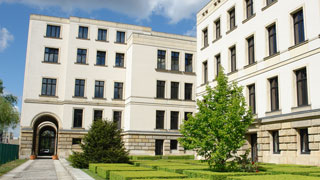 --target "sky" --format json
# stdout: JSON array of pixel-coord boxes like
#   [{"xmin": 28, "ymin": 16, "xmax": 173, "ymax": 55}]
[{"xmin": 0, "ymin": 0, "xmax": 210, "ymax": 137}]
